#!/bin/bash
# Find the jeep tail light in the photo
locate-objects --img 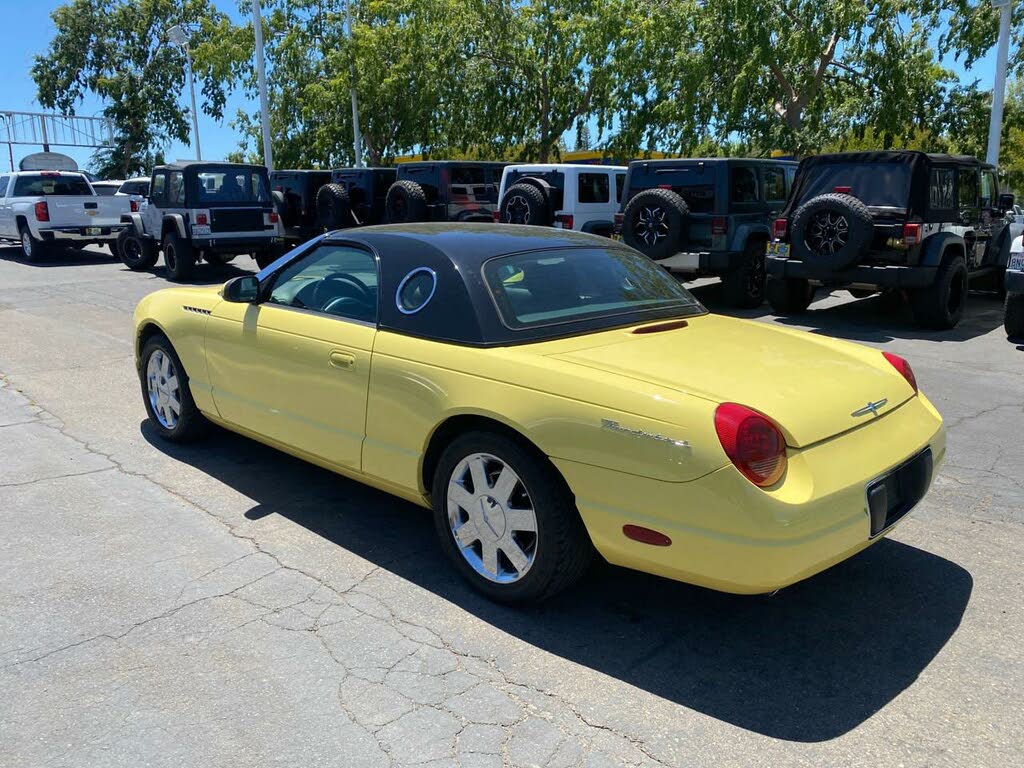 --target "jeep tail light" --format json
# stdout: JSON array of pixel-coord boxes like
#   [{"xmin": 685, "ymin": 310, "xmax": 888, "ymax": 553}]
[
  {"xmin": 195, "ymin": 213, "xmax": 208, "ymax": 225},
  {"xmin": 269, "ymin": 211, "xmax": 279, "ymax": 223},
  {"xmin": 658, "ymin": 184, "xmax": 672, "ymax": 190},
  {"xmin": 833, "ymin": 185, "xmax": 852, "ymax": 194},
  {"xmin": 715, "ymin": 403, "xmax": 787, "ymax": 488},
  {"xmin": 772, "ymin": 218, "xmax": 788, "ymax": 241},
  {"xmin": 554, "ymin": 214, "xmax": 574, "ymax": 230},
  {"xmin": 712, "ymin": 217, "xmax": 727, "ymax": 235},
  {"xmin": 34, "ymin": 201, "xmax": 49, "ymax": 222},
  {"xmin": 130, "ymin": 200, "xmax": 139, "ymax": 213},
  {"xmin": 882, "ymin": 352, "xmax": 918, "ymax": 394},
  {"xmin": 902, "ymin": 222, "xmax": 922, "ymax": 246},
  {"xmin": 492, "ymin": 210, "xmax": 501, "ymax": 223},
  {"xmin": 614, "ymin": 212, "xmax": 624, "ymax": 228}
]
